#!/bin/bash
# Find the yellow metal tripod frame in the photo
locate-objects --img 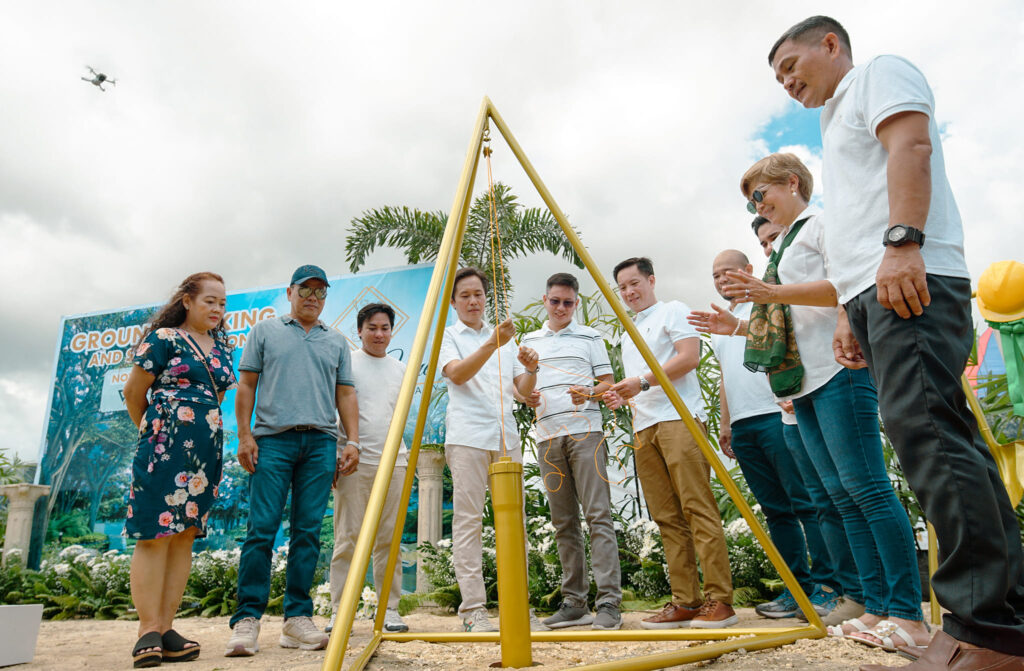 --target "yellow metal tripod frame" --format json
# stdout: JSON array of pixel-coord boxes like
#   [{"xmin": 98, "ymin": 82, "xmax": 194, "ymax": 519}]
[{"xmin": 322, "ymin": 97, "xmax": 825, "ymax": 671}]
